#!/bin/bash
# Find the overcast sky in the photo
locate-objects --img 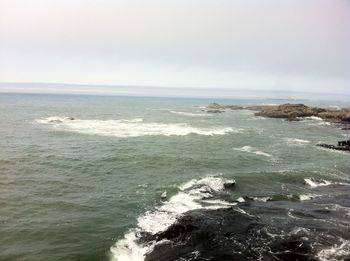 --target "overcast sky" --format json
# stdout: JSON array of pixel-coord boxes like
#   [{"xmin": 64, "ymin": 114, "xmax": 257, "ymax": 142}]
[{"xmin": 0, "ymin": 0, "xmax": 349, "ymax": 95}]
